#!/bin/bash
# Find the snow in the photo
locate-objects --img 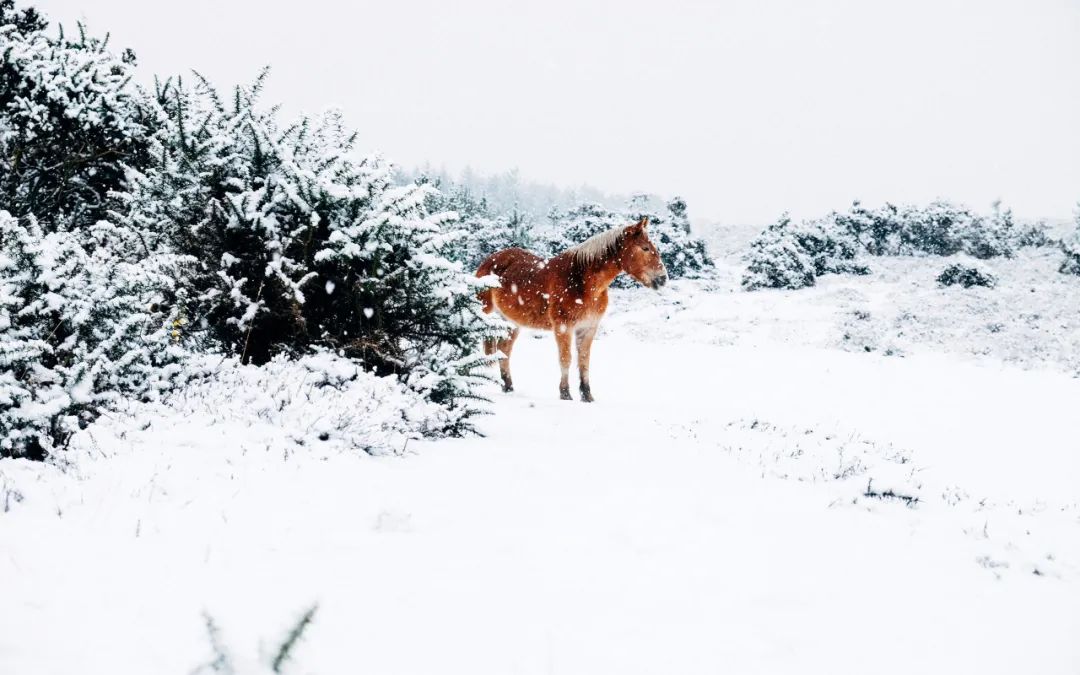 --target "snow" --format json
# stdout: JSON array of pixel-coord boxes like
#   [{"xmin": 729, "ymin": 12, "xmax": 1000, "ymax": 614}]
[{"xmin": 2, "ymin": 246, "xmax": 1079, "ymax": 673}]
